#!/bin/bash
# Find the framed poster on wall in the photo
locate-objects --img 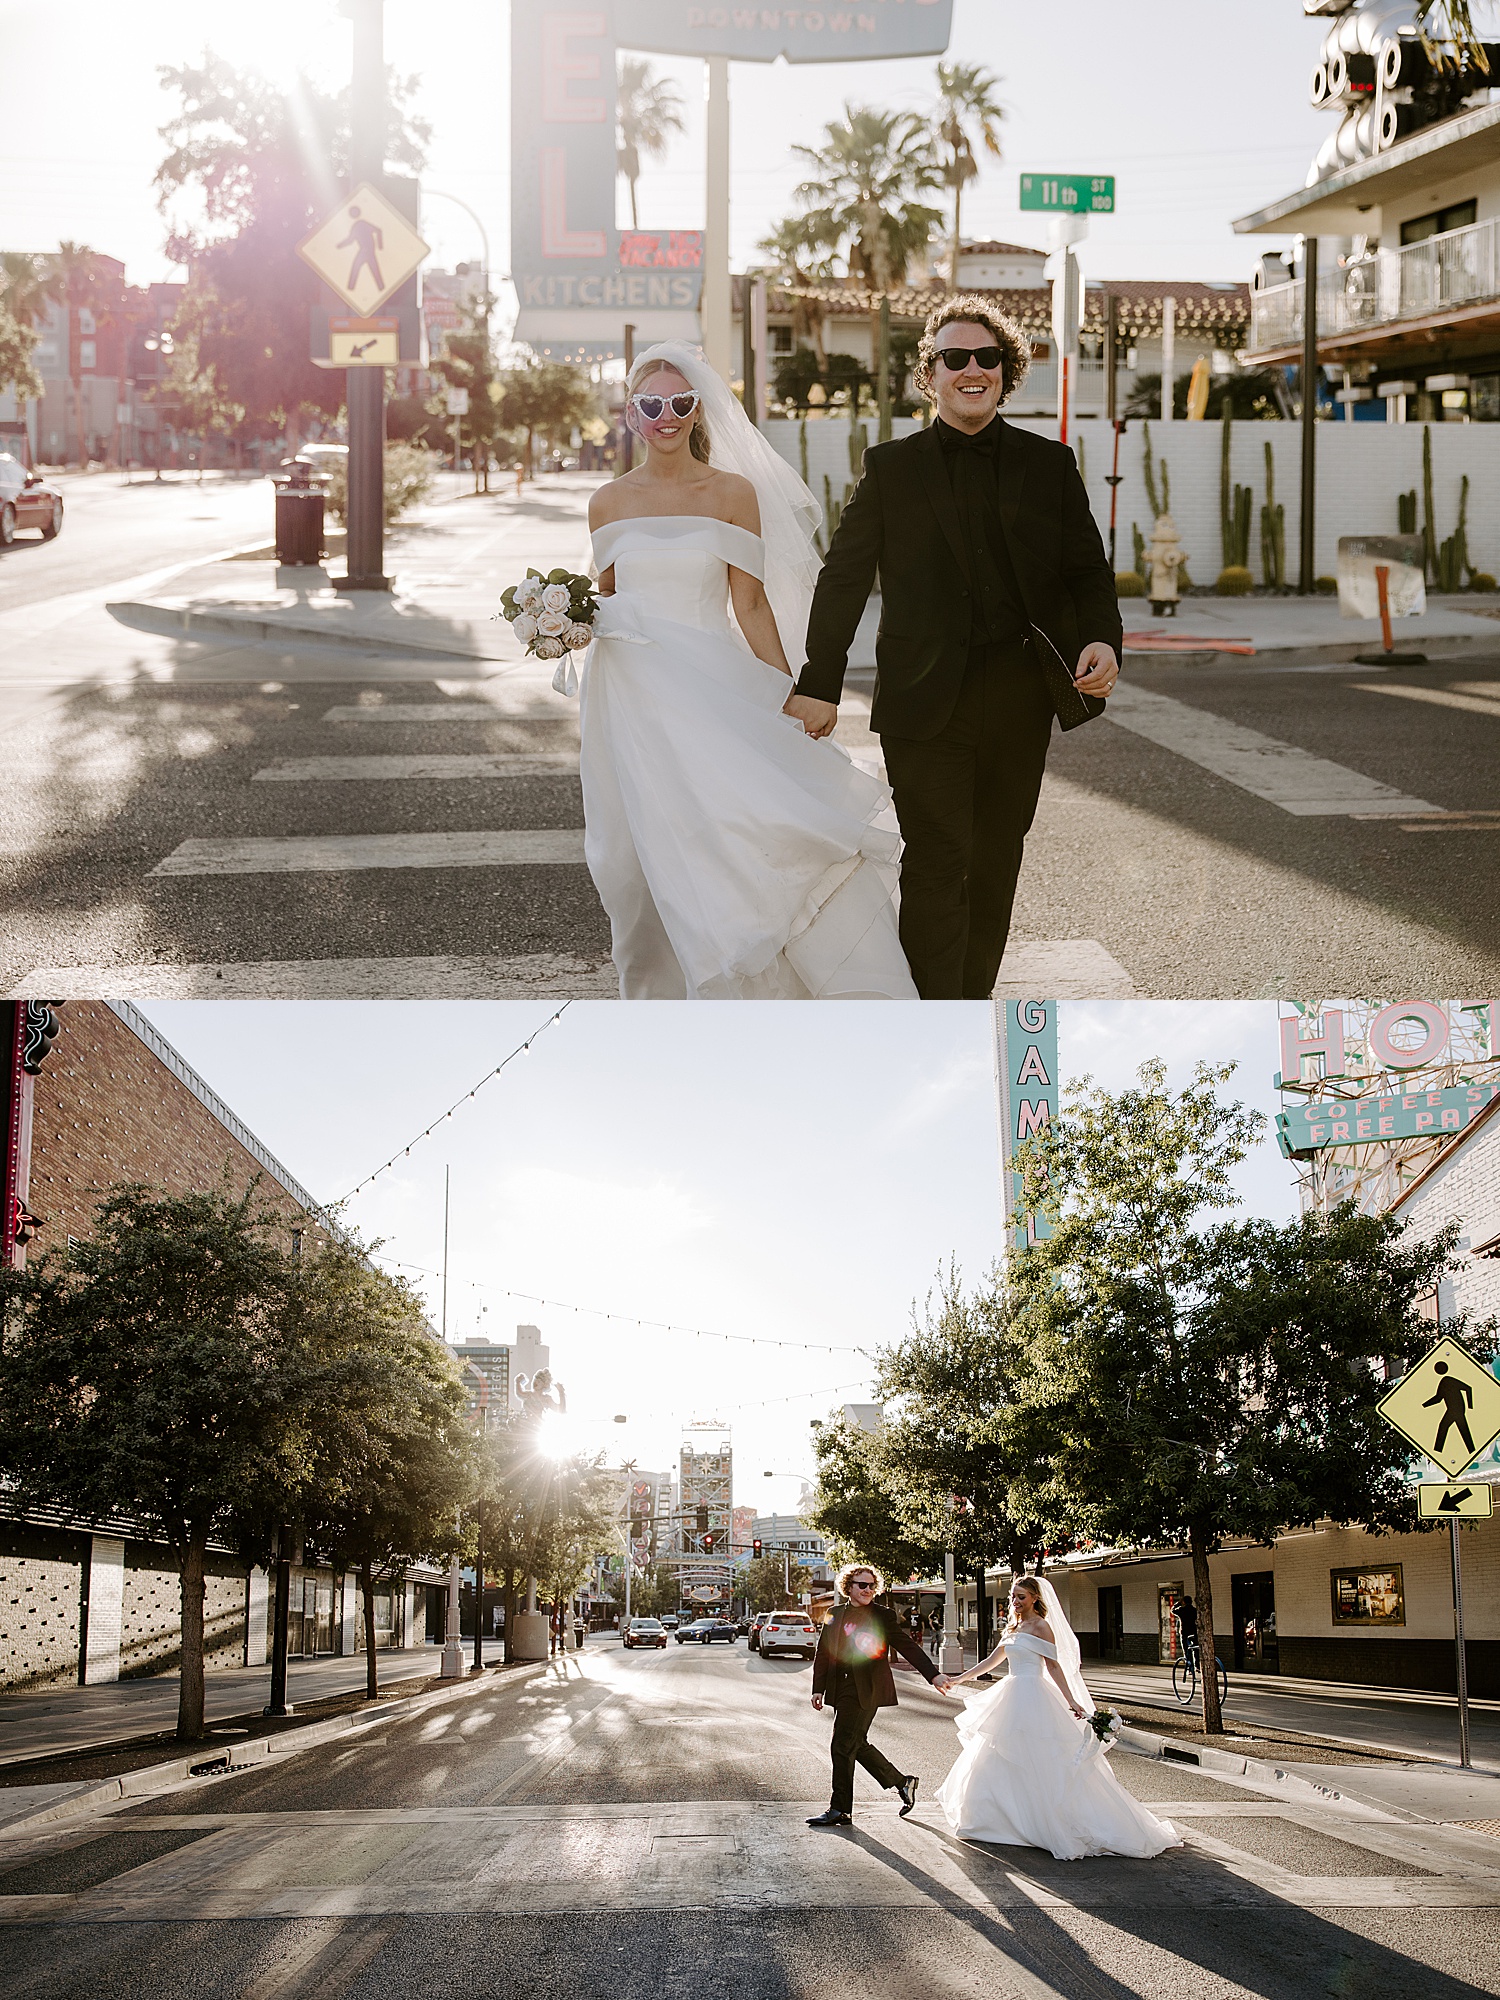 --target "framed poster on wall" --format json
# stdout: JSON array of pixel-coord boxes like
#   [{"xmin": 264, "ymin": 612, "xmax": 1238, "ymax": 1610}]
[
  {"xmin": 1330, "ymin": 1565, "xmax": 1405, "ymax": 1625},
  {"xmin": 1157, "ymin": 1583, "xmax": 1186, "ymax": 1663}
]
